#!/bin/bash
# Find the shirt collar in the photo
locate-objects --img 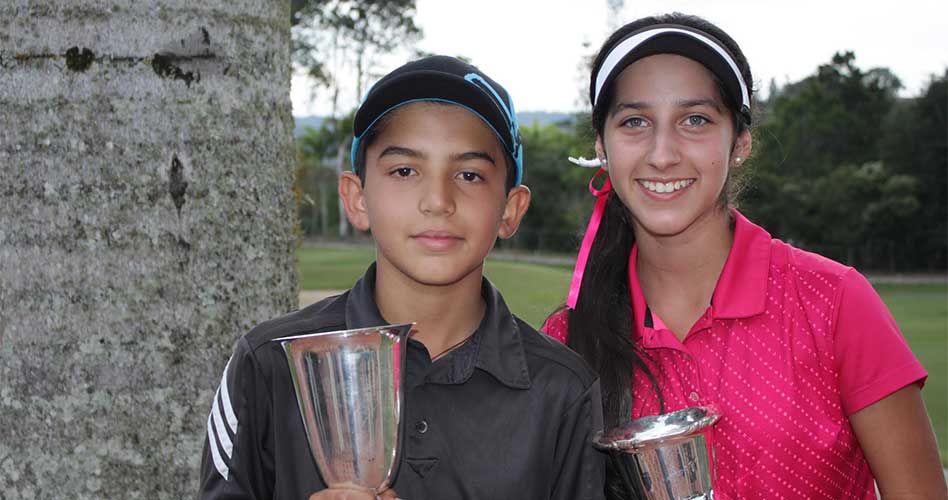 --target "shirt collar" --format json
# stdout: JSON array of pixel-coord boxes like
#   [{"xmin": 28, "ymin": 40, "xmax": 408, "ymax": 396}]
[
  {"xmin": 712, "ymin": 209, "xmax": 772, "ymax": 319},
  {"xmin": 627, "ymin": 209, "xmax": 772, "ymax": 338},
  {"xmin": 346, "ymin": 263, "xmax": 531, "ymax": 390}
]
